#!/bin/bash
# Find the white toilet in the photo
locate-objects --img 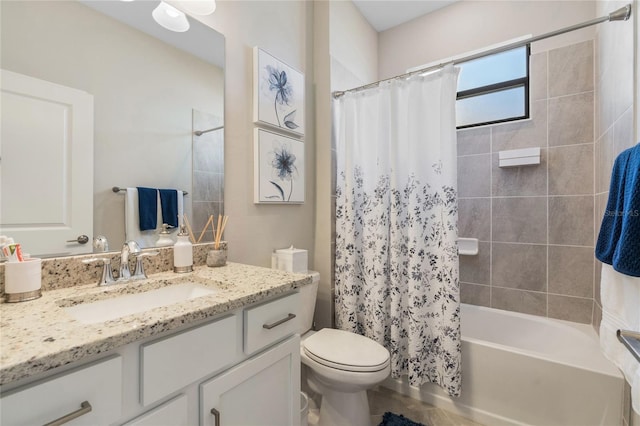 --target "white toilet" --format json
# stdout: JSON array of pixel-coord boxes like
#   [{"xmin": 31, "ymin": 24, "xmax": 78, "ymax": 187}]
[{"xmin": 298, "ymin": 272, "xmax": 390, "ymax": 426}]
